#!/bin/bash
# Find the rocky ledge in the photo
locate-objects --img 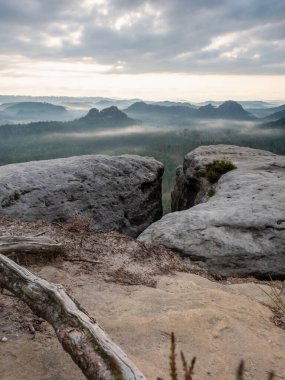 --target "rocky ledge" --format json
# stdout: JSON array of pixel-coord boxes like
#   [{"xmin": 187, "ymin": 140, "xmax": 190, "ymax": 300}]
[
  {"xmin": 0, "ymin": 154, "xmax": 163, "ymax": 237},
  {"xmin": 139, "ymin": 145, "xmax": 285, "ymax": 278}
]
